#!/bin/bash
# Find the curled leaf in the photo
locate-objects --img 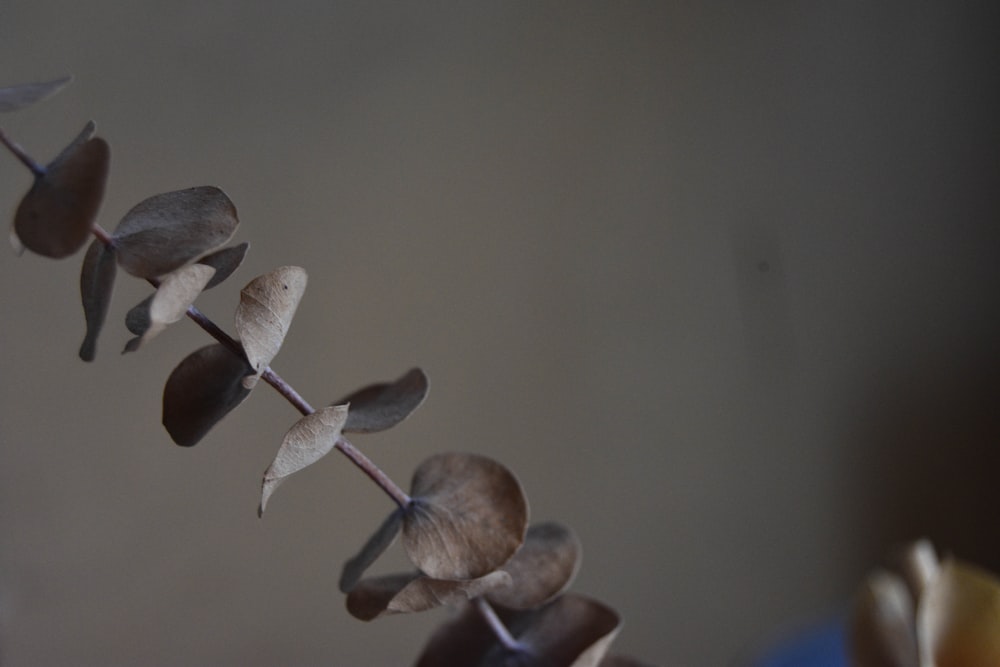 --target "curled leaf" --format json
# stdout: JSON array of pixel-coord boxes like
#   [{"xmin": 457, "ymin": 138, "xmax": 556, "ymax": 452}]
[
  {"xmin": 849, "ymin": 570, "xmax": 918, "ymax": 667},
  {"xmin": 486, "ymin": 521, "xmax": 582, "ymax": 610},
  {"xmin": 78, "ymin": 238, "xmax": 117, "ymax": 361},
  {"xmin": 403, "ymin": 452, "xmax": 528, "ymax": 580},
  {"xmin": 113, "ymin": 186, "xmax": 239, "ymax": 278},
  {"xmin": 259, "ymin": 404, "xmax": 348, "ymax": 515},
  {"xmin": 918, "ymin": 559, "xmax": 1000, "ymax": 667},
  {"xmin": 162, "ymin": 343, "xmax": 253, "ymax": 447},
  {"xmin": 415, "ymin": 593, "xmax": 622, "ymax": 667},
  {"xmin": 12, "ymin": 122, "xmax": 109, "ymax": 258},
  {"xmin": 0, "ymin": 76, "xmax": 72, "ymax": 112},
  {"xmin": 346, "ymin": 570, "xmax": 511, "ymax": 622},
  {"xmin": 339, "ymin": 509, "xmax": 404, "ymax": 593},
  {"xmin": 122, "ymin": 264, "xmax": 215, "ymax": 352},
  {"xmin": 235, "ymin": 266, "xmax": 307, "ymax": 388},
  {"xmin": 198, "ymin": 242, "xmax": 249, "ymax": 289},
  {"xmin": 337, "ymin": 367, "xmax": 430, "ymax": 434}
]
